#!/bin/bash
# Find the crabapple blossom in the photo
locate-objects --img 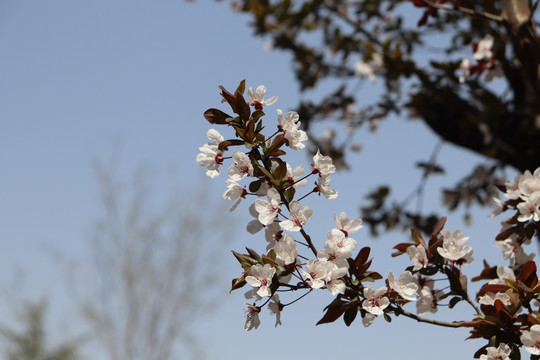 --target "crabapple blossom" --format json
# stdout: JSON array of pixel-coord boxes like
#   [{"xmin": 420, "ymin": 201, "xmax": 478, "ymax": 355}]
[
  {"xmin": 303, "ymin": 259, "xmax": 335, "ymax": 289},
  {"xmin": 488, "ymin": 197, "xmax": 505, "ymax": 217},
  {"xmin": 362, "ymin": 313, "xmax": 376, "ymax": 327},
  {"xmin": 488, "ymin": 265, "xmax": 516, "ymax": 285},
  {"xmin": 355, "ymin": 53, "xmax": 382, "ymax": 83},
  {"xmin": 245, "ymin": 264, "xmax": 276, "ymax": 298},
  {"xmin": 273, "ymin": 234, "xmax": 298, "ymax": 266},
  {"xmin": 387, "ymin": 270, "xmax": 418, "ymax": 301},
  {"xmin": 437, "ymin": 229, "xmax": 474, "ymax": 264},
  {"xmin": 362, "ymin": 285, "xmax": 389, "ymax": 316},
  {"xmin": 285, "ymin": 163, "xmax": 308, "ymax": 188},
  {"xmin": 520, "ymin": 324, "xmax": 540, "ymax": 355},
  {"xmin": 517, "ymin": 191, "xmax": 540, "ymax": 222},
  {"xmin": 473, "ymin": 34, "xmax": 494, "ymax": 61},
  {"xmin": 317, "ymin": 174, "xmax": 338, "ymax": 199},
  {"xmin": 264, "ymin": 222, "xmax": 282, "ymax": 250},
  {"xmin": 228, "ymin": 151, "xmax": 254, "ymax": 181},
  {"xmin": 196, "ymin": 128, "xmax": 224, "ymax": 178},
  {"xmin": 246, "ymin": 203, "xmax": 265, "ymax": 234},
  {"xmin": 333, "ymin": 212, "xmax": 363, "ymax": 236},
  {"xmin": 318, "ymin": 229, "xmax": 357, "ymax": 262},
  {"xmin": 406, "ymin": 245, "xmax": 428, "ymax": 271},
  {"xmin": 268, "ymin": 295, "xmax": 283, "ymax": 327},
  {"xmin": 223, "ymin": 179, "xmax": 245, "ymax": 211},
  {"xmin": 254, "ymin": 188, "xmax": 282, "ymax": 225},
  {"xmin": 312, "ymin": 149, "xmax": 336, "ymax": 176},
  {"xmin": 416, "ymin": 285, "xmax": 441, "ymax": 315},
  {"xmin": 248, "ymin": 85, "xmax": 278, "ymax": 111},
  {"xmin": 244, "ymin": 303, "xmax": 261, "ymax": 331},
  {"xmin": 518, "ymin": 167, "xmax": 540, "ymax": 197},
  {"xmin": 325, "ymin": 266, "xmax": 348, "ymax": 295},
  {"xmin": 277, "ymin": 109, "xmax": 308, "ymax": 150},
  {"xmin": 478, "ymin": 290, "xmax": 512, "ymax": 306},
  {"xmin": 479, "ymin": 343, "xmax": 511, "ymax": 360},
  {"xmin": 279, "ymin": 201, "xmax": 313, "ymax": 231}
]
